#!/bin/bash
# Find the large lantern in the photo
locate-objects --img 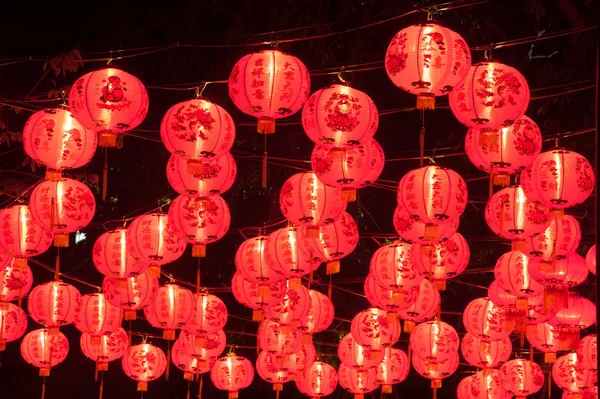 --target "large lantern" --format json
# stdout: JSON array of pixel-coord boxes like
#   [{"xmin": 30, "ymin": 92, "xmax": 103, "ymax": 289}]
[
  {"xmin": 161, "ymin": 99, "xmax": 235, "ymax": 173},
  {"xmin": 338, "ymin": 364, "xmax": 379, "ymax": 399},
  {"xmin": 494, "ymin": 250, "xmax": 543, "ymax": 308},
  {"xmin": 28, "ymin": 281, "xmax": 81, "ymax": 332},
  {"xmin": 364, "ymin": 273, "xmax": 419, "ymax": 315},
  {"xmin": 93, "ymin": 228, "xmax": 149, "ymax": 278},
  {"xmin": 74, "ymin": 293, "xmax": 122, "ymax": 335},
  {"xmin": 553, "ymin": 353, "xmax": 597, "ymax": 396},
  {"xmin": 585, "ymin": 245, "xmax": 596, "ymax": 275},
  {"xmin": 102, "ymin": 273, "xmax": 158, "ymax": 320},
  {"xmin": 21, "ymin": 328, "xmax": 69, "ymax": 376},
  {"xmin": 295, "ymin": 289, "xmax": 335, "ymax": 335},
  {"xmin": 122, "ymin": 343, "xmax": 167, "ymax": 392},
  {"xmin": 338, "ymin": 333, "xmax": 380, "ymax": 371},
  {"xmin": 23, "ymin": 108, "xmax": 97, "ymax": 180},
  {"xmin": 258, "ymin": 319, "xmax": 301, "ymax": 355},
  {"xmin": 463, "ymin": 297, "xmax": 514, "ymax": 341},
  {"xmin": 461, "ymin": 333, "xmax": 511, "ymax": 369},
  {"xmin": 167, "ymin": 153, "xmax": 236, "ymax": 197},
  {"xmin": 470, "ymin": 369, "xmax": 511, "ymax": 399},
  {"xmin": 296, "ymin": 361, "xmax": 338, "ymax": 399},
  {"xmin": 264, "ymin": 283, "xmax": 311, "ymax": 328},
  {"xmin": 393, "ymin": 205, "xmax": 459, "ymax": 244},
  {"xmin": 184, "ymin": 292, "xmax": 228, "ymax": 335},
  {"xmin": 80, "ymin": 328, "xmax": 128, "ymax": 371},
  {"xmin": 231, "ymin": 272, "xmax": 286, "ymax": 321},
  {"xmin": 377, "ymin": 348, "xmax": 410, "ymax": 393},
  {"xmin": 351, "ymin": 308, "xmax": 401, "ymax": 355},
  {"xmin": 412, "ymin": 353, "xmax": 459, "ymax": 389},
  {"xmin": 526, "ymin": 322, "xmax": 561, "ymax": 363},
  {"xmin": 256, "ymin": 351, "xmax": 291, "ymax": 395},
  {"xmin": 210, "ymin": 353, "xmax": 255, "ymax": 399},
  {"xmin": 302, "ymin": 84, "xmax": 378, "ymax": 149},
  {"xmin": 229, "ymin": 50, "xmax": 310, "ymax": 134},
  {"xmin": 0, "ymin": 261, "xmax": 34, "ymax": 302},
  {"xmin": 499, "ymin": 359, "xmax": 544, "ymax": 399},
  {"xmin": 397, "ymin": 278, "xmax": 440, "ymax": 332},
  {"xmin": 549, "ymin": 295, "xmax": 596, "ymax": 349},
  {"xmin": 0, "ymin": 302, "xmax": 28, "ymax": 350},
  {"xmin": 264, "ymin": 226, "xmax": 314, "ymax": 286},
  {"xmin": 577, "ymin": 334, "xmax": 597, "ymax": 371},
  {"xmin": 69, "ymin": 68, "xmax": 149, "ymax": 147},
  {"xmin": 235, "ymin": 236, "xmax": 283, "ymax": 295},
  {"xmin": 385, "ymin": 23, "xmax": 471, "ymax": 110},
  {"xmin": 525, "ymin": 214, "xmax": 581, "ymax": 261},
  {"xmin": 370, "ymin": 241, "xmax": 423, "ymax": 291},
  {"xmin": 410, "ymin": 320, "xmax": 460, "ymax": 364},
  {"xmin": 144, "ymin": 283, "xmax": 194, "ymax": 340}
]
